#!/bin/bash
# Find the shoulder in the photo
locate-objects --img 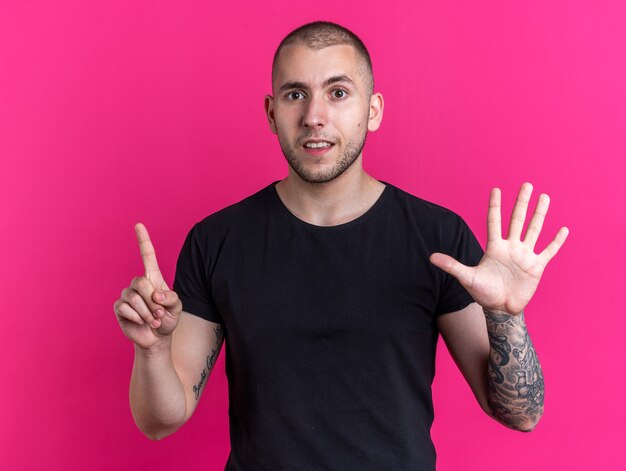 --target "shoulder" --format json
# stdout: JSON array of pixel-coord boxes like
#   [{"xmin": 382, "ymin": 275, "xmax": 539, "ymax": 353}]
[
  {"xmin": 381, "ymin": 182, "xmax": 481, "ymax": 258},
  {"xmin": 384, "ymin": 182, "xmax": 469, "ymax": 229},
  {"xmin": 190, "ymin": 182, "xmax": 276, "ymax": 237}
]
